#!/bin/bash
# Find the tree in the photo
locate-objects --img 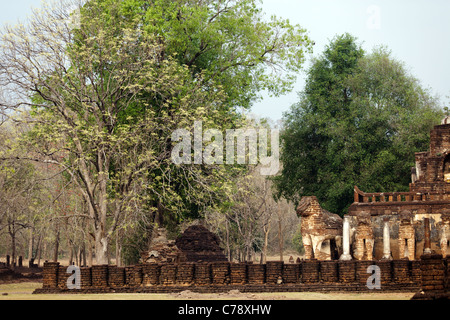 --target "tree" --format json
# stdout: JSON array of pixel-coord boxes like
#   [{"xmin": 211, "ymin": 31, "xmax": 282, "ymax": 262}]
[
  {"xmin": 120, "ymin": 0, "xmax": 313, "ymax": 110},
  {"xmin": 275, "ymin": 34, "xmax": 444, "ymax": 216},
  {"xmin": 0, "ymin": 0, "xmax": 311, "ymax": 264},
  {"xmin": 0, "ymin": 123, "xmax": 45, "ymax": 268},
  {"xmin": 205, "ymin": 162, "xmax": 298, "ymax": 263}
]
